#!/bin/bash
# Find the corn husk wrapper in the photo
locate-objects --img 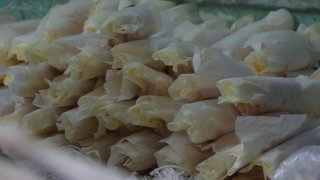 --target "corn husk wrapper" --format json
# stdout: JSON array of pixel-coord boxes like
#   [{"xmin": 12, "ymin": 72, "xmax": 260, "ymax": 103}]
[
  {"xmin": 65, "ymin": 46, "xmax": 112, "ymax": 80},
  {"xmin": 193, "ymin": 46, "xmax": 251, "ymax": 75},
  {"xmin": 193, "ymin": 46, "xmax": 253, "ymax": 76},
  {"xmin": 300, "ymin": 23, "xmax": 320, "ymax": 62},
  {"xmin": 14, "ymin": 1, "xmax": 93, "ymax": 63},
  {"xmin": 76, "ymin": 87, "xmax": 112, "ymax": 137},
  {"xmin": 46, "ymin": 33, "xmax": 105, "ymax": 71},
  {"xmin": 105, "ymin": 70, "xmax": 122, "ymax": 98},
  {"xmin": 57, "ymin": 108, "xmax": 99, "ymax": 142},
  {"xmin": 211, "ymin": 114, "xmax": 318, "ymax": 178},
  {"xmin": 118, "ymin": 0, "xmax": 175, "ymax": 10},
  {"xmin": 104, "ymin": 70, "xmax": 139, "ymax": 101},
  {"xmin": 35, "ymin": 0, "xmax": 93, "ymax": 43},
  {"xmin": 108, "ymin": 130, "xmax": 163, "ymax": 171},
  {"xmin": 94, "ymin": 75, "xmax": 106, "ymax": 88},
  {"xmin": 22, "ymin": 41, "xmax": 48, "ymax": 64},
  {"xmin": 166, "ymin": 63, "xmax": 194, "ymax": 78},
  {"xmin": 25, "ymin": 40, "xmax": 61, "ymax": 64},
  {"xmin": 118, "ymin": 76, "xmax": 139, "ymax": 101},
  {"xmin": 230, "ymin": 15, "xmax": 255, "ymax": 32},
  {"xmin": 162, "ymin": 3, "xmax": 200, "ymax": 24},
  {"xmin": 127, "ymin": 95, "xmax": 183, "ymax": 128},
  {"xmin": 122, "ymin": 63, "xmax": 174, "ymax": 96},
  {"xmin": 0, "ymin": 88, "xmax": 20, "ymax": 116},
  {"xmin": 198, "ymin": 11, "xmax": 234, "ymax": 25},
  {"xmin": 195, "ymin": 156, "xmax": 236, "ymax": 180},
  {"xmin": 153, "ymin": 3, "xmax": 201, "ymax": 38},
  {"xmin": 42, "ymin": 74, "xmax": 95, "ymax": 107},
  {"xmin": 22, "ymin": 106, "xmax": 68, "ymax": 135},
  {"xmin": 213, "ymin": 9, "xmax": 294, "ymax": 60},
  {"xmin": 0, "ymin": 66, "xmax": 7, "ymax": 86},
  {"xmin": 152, "ymin": 0, "xmax": 178, "ymax": 9},
  {"xmin": 217, "ymin": 75, "xmax": 320, "ymax": 116},
  {"xmin": 173, "ymin": 21, "xmax": 229, "ymax": 47},
  {"xmin": 84, "ymin": 0, "xmax": 119, "ymax": 33},
  {"xmin": 237, "ymin": 114, "xmax": 318, "ymax": 166},
  {"xmin": 81, "ymin": 85, "xmax": 136, "ymax": 132},
  {"xmin": 168, "ymin": 74, "xmax": 219, "ymax": 102},
  {"xmin": 155, "ymin": 132, "xmax": 206, "ymax": 172},
  {"xmin": 244, "ymin": 30, "xmax": 313, "ymax": 76},
  {"xmin": 200, "ymin": 17, "xmax": 229, "ymax": 30},
  {"xmin": 99, "ymin": 3, "xmax": 161, "ymax": 46},
  {"xmin": 93, "ymin": 119, "xmax": 107, "ymax": 139},
  {"xmin": 79, "ymin": 132, "xmax": 122, "ymax": 162},
  {"xmin": 168, "ymin": 48, "xmax": 253, "ymax": 102},
  {"xmin": 77, "ymin": 86, "xmax": 106, "ymax": 117},
  {"xmin": 152, "ymin": 42, "xmax": 194, "ymax": 74},
  {"xmin": 9, "ymin": 31, "xmax": 39, "ymax": 61},
  {"xmin": 99, "ymin": 101, "xmax": 135, "ymax": 131},
  {"xmin": 0, "ymin": 19, "xmax": 39, "ymax": 64},
  {"xmin": 32, "ymin": 92, "xmax": 47, "ymax": 108},
  {"xmin": 95, "ymin": 99, "xmax": 143, "ymax": 137},
  {"xmin": 9, "ymin": 63, "xmax": 57, "ymax": 97},
  {"xmin": 254, "ymin": 125, "xmax": 320, "ymax": 179},
  {"xmin": 0, "ymin": 98, "xmax": 37, "ymax": 127},
  {"xmin": 211, "ymin": 132, "xmax": 240, "ymax": 153},
  {"xmin": 168, "ymin": 99, "xmax": 238, "ymax": 143},
  {"xmin": 196, "ymin": 132, "xmax": 240, "ymax": 180},
  {"xmin": 111, "ymin": 37, "xmax": 173, "ymax": 69}
]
